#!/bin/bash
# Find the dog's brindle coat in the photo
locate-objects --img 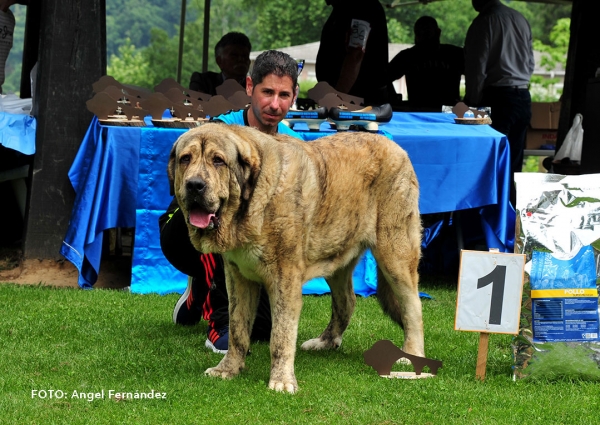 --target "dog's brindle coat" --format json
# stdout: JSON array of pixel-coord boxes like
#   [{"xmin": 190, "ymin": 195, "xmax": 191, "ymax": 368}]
[{"xmin": 168, "ymin": 123, "xmax": 424, "ymax": 393}]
